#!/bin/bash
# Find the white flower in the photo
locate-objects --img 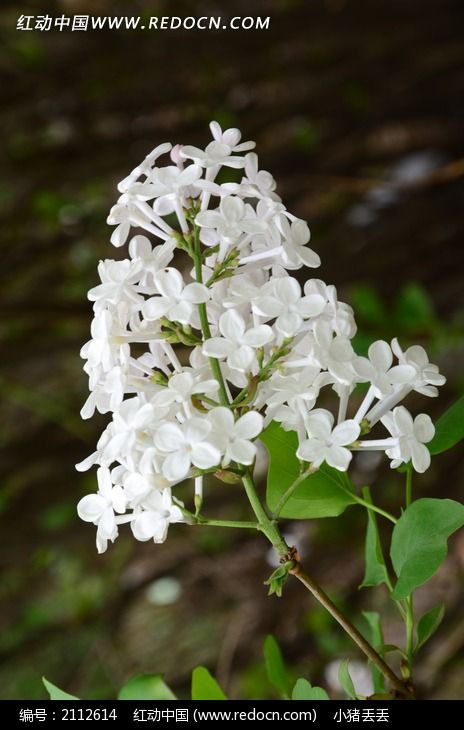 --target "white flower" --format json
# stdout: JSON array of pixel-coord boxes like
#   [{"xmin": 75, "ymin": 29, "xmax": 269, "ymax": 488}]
[
  {"xmin": 353, "ymin": 340, "xmax": 415, "ymax": 397},
  {"xmin": 128, "ymin": 236, "xmax": 176, "ymax": 287},
  {"xmin": 180, "ymin": 121, "xmax": 254, "ymax": 170},
  {"xmin": 381, "ymin": 406, "xmax": 435, "ymax": 473},
  {"xmin": 143, "ymin": 268, "xmax": 209, "ymax": 325},
  {"xmin": 107, "ymin": 194, "xmax": 169, "ymax": 247},
  {"xmin": 208, "ymin": 120, "xmax": 255, "ymax": 153},
  {"xmin": 154, "ymin": 417, "xmax": 221, "ymax": 481},
  {"xmin": 117, "ymin": 142, "xmax": 172, "ymax": 193},
  {"xmin": 196, "ymin": 196, "xmax": 266, "ymax": 245},
  {"xmin": 130, "ymin": 164, "xmax": 202, "ymax": 211},
  {"xmin": 278, "ymin": 216, "xmax": 320, "ymax": 269},
  {"xmin": 264, "ymin": 369, "xmax": 332, "ymax": 418},
  {"xmin": 88, "ymin": 259, "xmax": 143, "ymax": 312},
  {"xmin": 253, "ymin": 277, "xmax": 326, "ymax": 336},
  {"xmin": 77, "ymin": 467, "xmax": 127, "ymax": 553},
  {"xmin": 207, "ymin": 407, "xmax": 263, "ymax": 465},
  {"xmin": 151, "ymin": 371, "xmax": 218, "ymax": 408},
  {"xmin": 240, "ymin": 152, "xmax": 278, "ymax": 198},
  {"xmin": 81, "ymin": 310, "xmax": 130, "ymax": 375},
  {"xmin": 101, "ymin": 397, "xmax": 160, "ymax": 468},
  {"xmin": 123, "ymin": 471, "xmax": 169, "ymax": 508},
  {"xmin": 392, "ymin": 339, "xmax": 446, "ymax": 396},
  {"xmin": 202, "ymin": 309, "xmax": 273, "ymax": 372},
  {"xmin": 296, "ymin": 409, "xmax": 360, "ymax": 471},
  {"xmin": 131, "ymin": 489, "xmax": 184, "ymax": 543}
]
